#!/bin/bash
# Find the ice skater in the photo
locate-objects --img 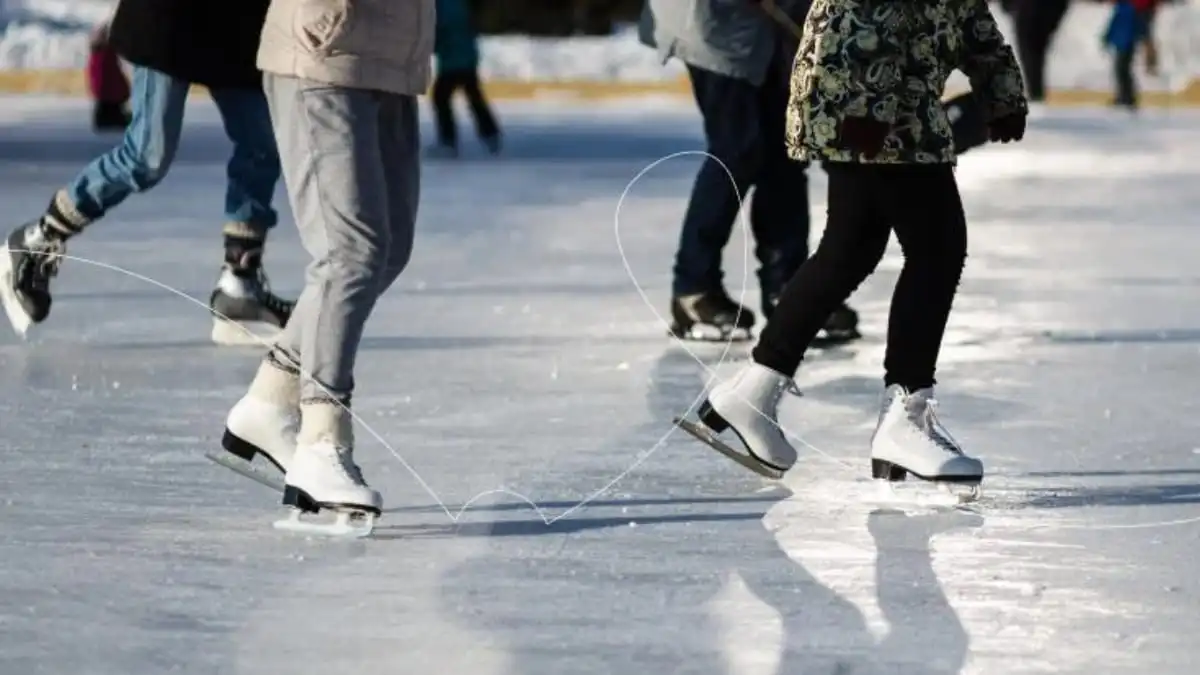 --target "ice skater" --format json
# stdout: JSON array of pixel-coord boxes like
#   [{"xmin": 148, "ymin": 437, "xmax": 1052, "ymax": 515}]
[
  {"xmin": 428, "ymin": 0, "xmax": 501, "ymax": 158},
  {"xmin": 0, "ymin": 0, "xmax": 292, "ymax": 346},
  {"xmin": 639, "ymin": 0, "xmax": 861, "ymax": 344},
  {"xmin": 218, "ymin": 0, "xmax": 433, "ymax": 537},
  {"xmin": 1102, "ymin": 0, "xmax": 1161, "ymax": 110},
  {"xmin": 676, "ymin": 0, "xmax": 1028, "ymax": 498}
]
